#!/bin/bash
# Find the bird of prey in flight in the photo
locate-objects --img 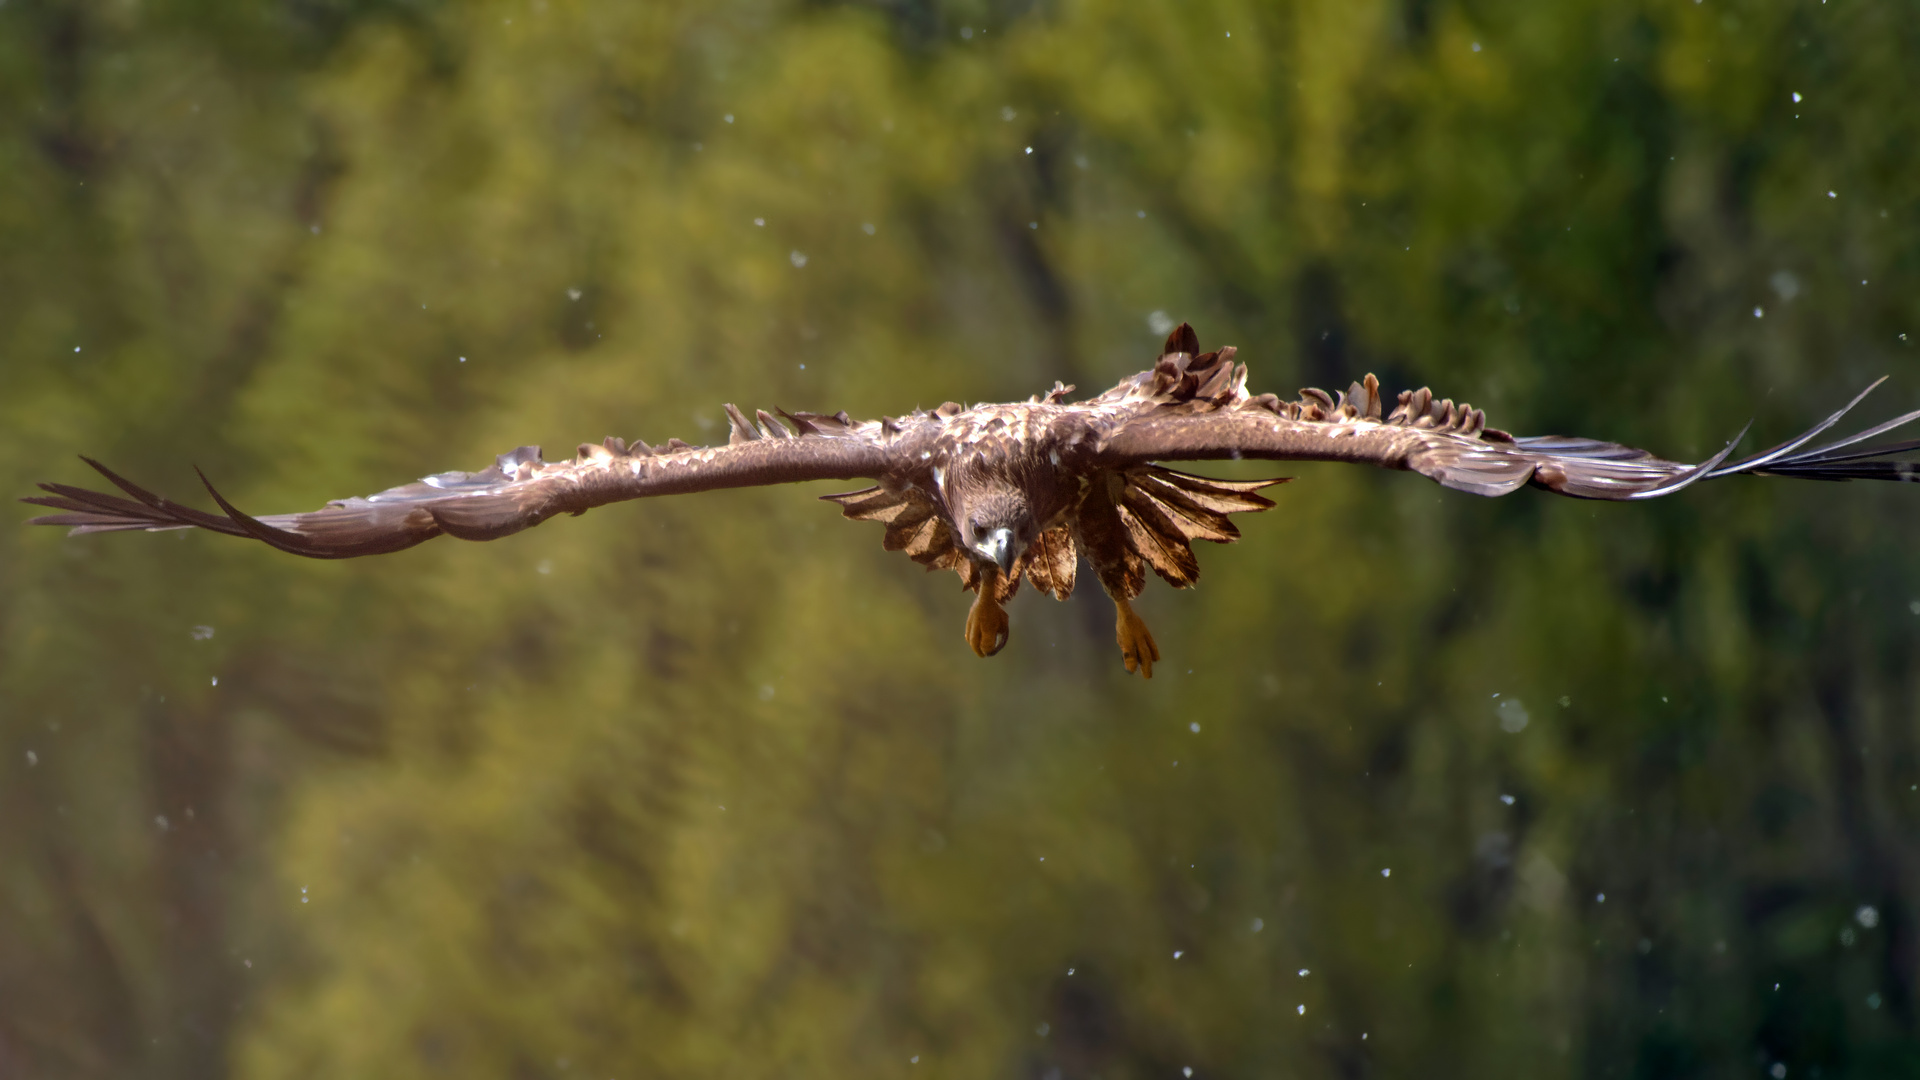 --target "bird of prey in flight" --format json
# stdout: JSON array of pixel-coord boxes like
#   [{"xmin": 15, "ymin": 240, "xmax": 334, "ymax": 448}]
[{"xmin": 26, "ymin": 324, "xmax": 1920, "ymax": 677}]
